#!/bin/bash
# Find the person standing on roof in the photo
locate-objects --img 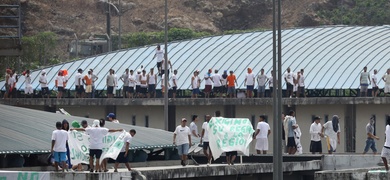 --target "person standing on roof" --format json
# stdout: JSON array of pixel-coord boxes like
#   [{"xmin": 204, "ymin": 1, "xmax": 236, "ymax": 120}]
[
  {"xmin": 257, "ymin": 69, "xmax": 268, "ymax": 98},
  {"xmin": 24, "ymin": 70, "xmax": 33, "ymax": 98},
  {"xmin": 191, "ymin": 71, "xmax": 201, "ymax": 98},
  {"xmin": 114, "ymin": 129, "xmax": 136, "ymax": 172},
  {"xmin": 106, "ymin": 69, "xmax": 115, "ymax": 98},
  {"xmin": 147, "ymin": 68, "xmax": 157, "ymax": 98},
  {"xmin": 128, "ymin": 70, "xmax": 136, "ymax": 98},
  {"xmin": 226, "ymin": 70, "xmax": 237, "ymax": 98},
  {"xmin": 212, "ymin": 69, "xmax": 222, "ymax": 98},
  {"xmin": 204, "ymin": 69, "xmax": 213, "ymax": 98},
  {"xmin": 284, "ymin": 67, "xmax": 294, "ymax": 98},
  {"xmin": 171, "ymin": 69, "xmax": 178, "ymax": 99},
  {"xmin": 3, "ymin": 69, "xmax": 12, "ymax": 99},
  {"xmin": 83, "ymin": 70, "xmax": 93, "ymax": 98},
  {"xmin": 360, "ymin": 66, "xmax": 371, "ymax": 97},
  {"xmin": 107, "ymin": 113, "xmax": 120, "ymax": 123},
  {"xmin": 245, "ymin": 68, "xmax": 255, "ymax": 98},
  {"xmin": 152, "ymin": 45, "xmax": 164, "ymax": 76},
  {"xmin": 268, "ymin": 70, "xmax": 277, "ymax": 98},
  {"xmin": 297, "ymin": 69, "xmax": 306, "ymax": 98},
  {"xmin": 139, "ymin": 70, "xmax": 148, "ymax": 98},
  {"xmin": 55, "ymin": 71, "xmax": 65, "ymax": 99},
  {"xmin": 382, "ymin": 68, "xmax": 390, "ymax": 96},
  {"xmin": 371, "ymin": 69, "xmax": 379, "ymax": 97},
  {"xmin": 90, "ymin": 69, "xmax": 99, "ymax": 98},
  {"xmin": 39, "ymin": 70, "xmax": 50, "ymax": 98},
  {"xmin": 51, "ymin": 121, "xmax": 69, "ymax": 172},
  {"xmin": 75, "ymin": 68, "xmax": 85, "ymax": 98},
  {"xmin": 113, "ymin": 70, "xmax": 118, "ymax": 97},
  {"xmin": 120, "ymin": 68, "xmax": 130, "ymax": 98},
  {"xmin": 71, "ymin": 120, "xmax": 123, "ymax": 172},
  {"xmin": 135, "ymin": 69, "xmax": 142, "ymax": 98},
  {"xmin": 173, "ymin": 118, "xmax": 192, "ymax": 166},
  {"xmin": 161, "ymin": 73, "xmax": 170, "ymax": 95},
  {"xmin": 161, "ymin": 56, "xmax": 172, "ymax": 77},
  {"xmin": 221, "ymin": 70, "xmax": 228, "ymax": 98}
]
